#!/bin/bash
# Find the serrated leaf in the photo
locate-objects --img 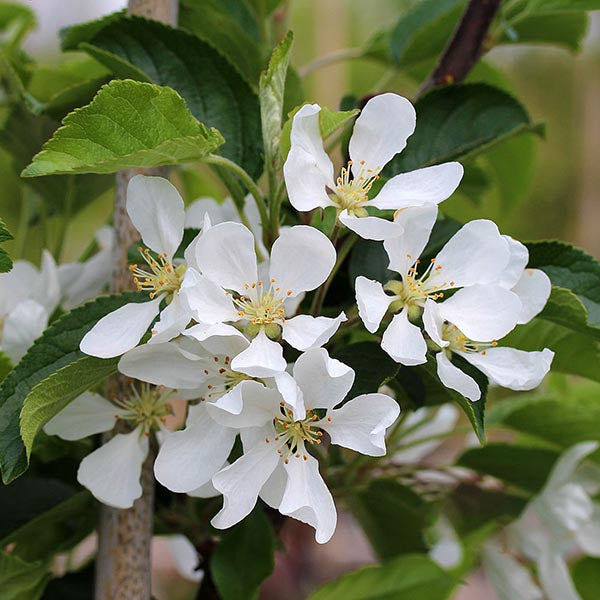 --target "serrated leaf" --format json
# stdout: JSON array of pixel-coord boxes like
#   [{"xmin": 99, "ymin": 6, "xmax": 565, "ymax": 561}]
[
  {"xmin": 332, "ymin": 342, "xmax": 400, "ymax": 398},
  {"xmin": 21, "ymin": 79, "xmax": 224, "ymax": 177},
  {"xmin": 61, "ymin": 14, "xmax": 262, "ymax": 177},
  {"xmin": 20, "ymin": 356, "xmax": 118, "ymax": 460},
  {"xmin": 0, "ymin": 551, "xmax": 48, "ymax": 600},
  {"xmin": 260, "ymin": 31, "xmax": 293, "ymax": 170},
  {"xmin": 0, "ymin": 218, "xmax": 13, "ymax": 273},
  {"xmin": 457, "ymin": 444, "xmax": 559, "ymax": 494},
  {"xmin": 349, "ymin": 480, "xmax": 434, "ymax": 559},
  {"xmin": 211, "ymin": 508, "xmax": 276, "ymax": 600},
  {"xmin": 308, "ymin": 554, "xmax": 455, "ymax": 600},
  {"xmin": 386, "ymin": 84, "xmax": 541, "ymax": 175},
  {"xmin": 0, "ymin": 292, "xmax": 144, "ymax": 483},
  {"xmin": 526, "ymin": 241, "xmax": 600, "ymax": 333}
]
